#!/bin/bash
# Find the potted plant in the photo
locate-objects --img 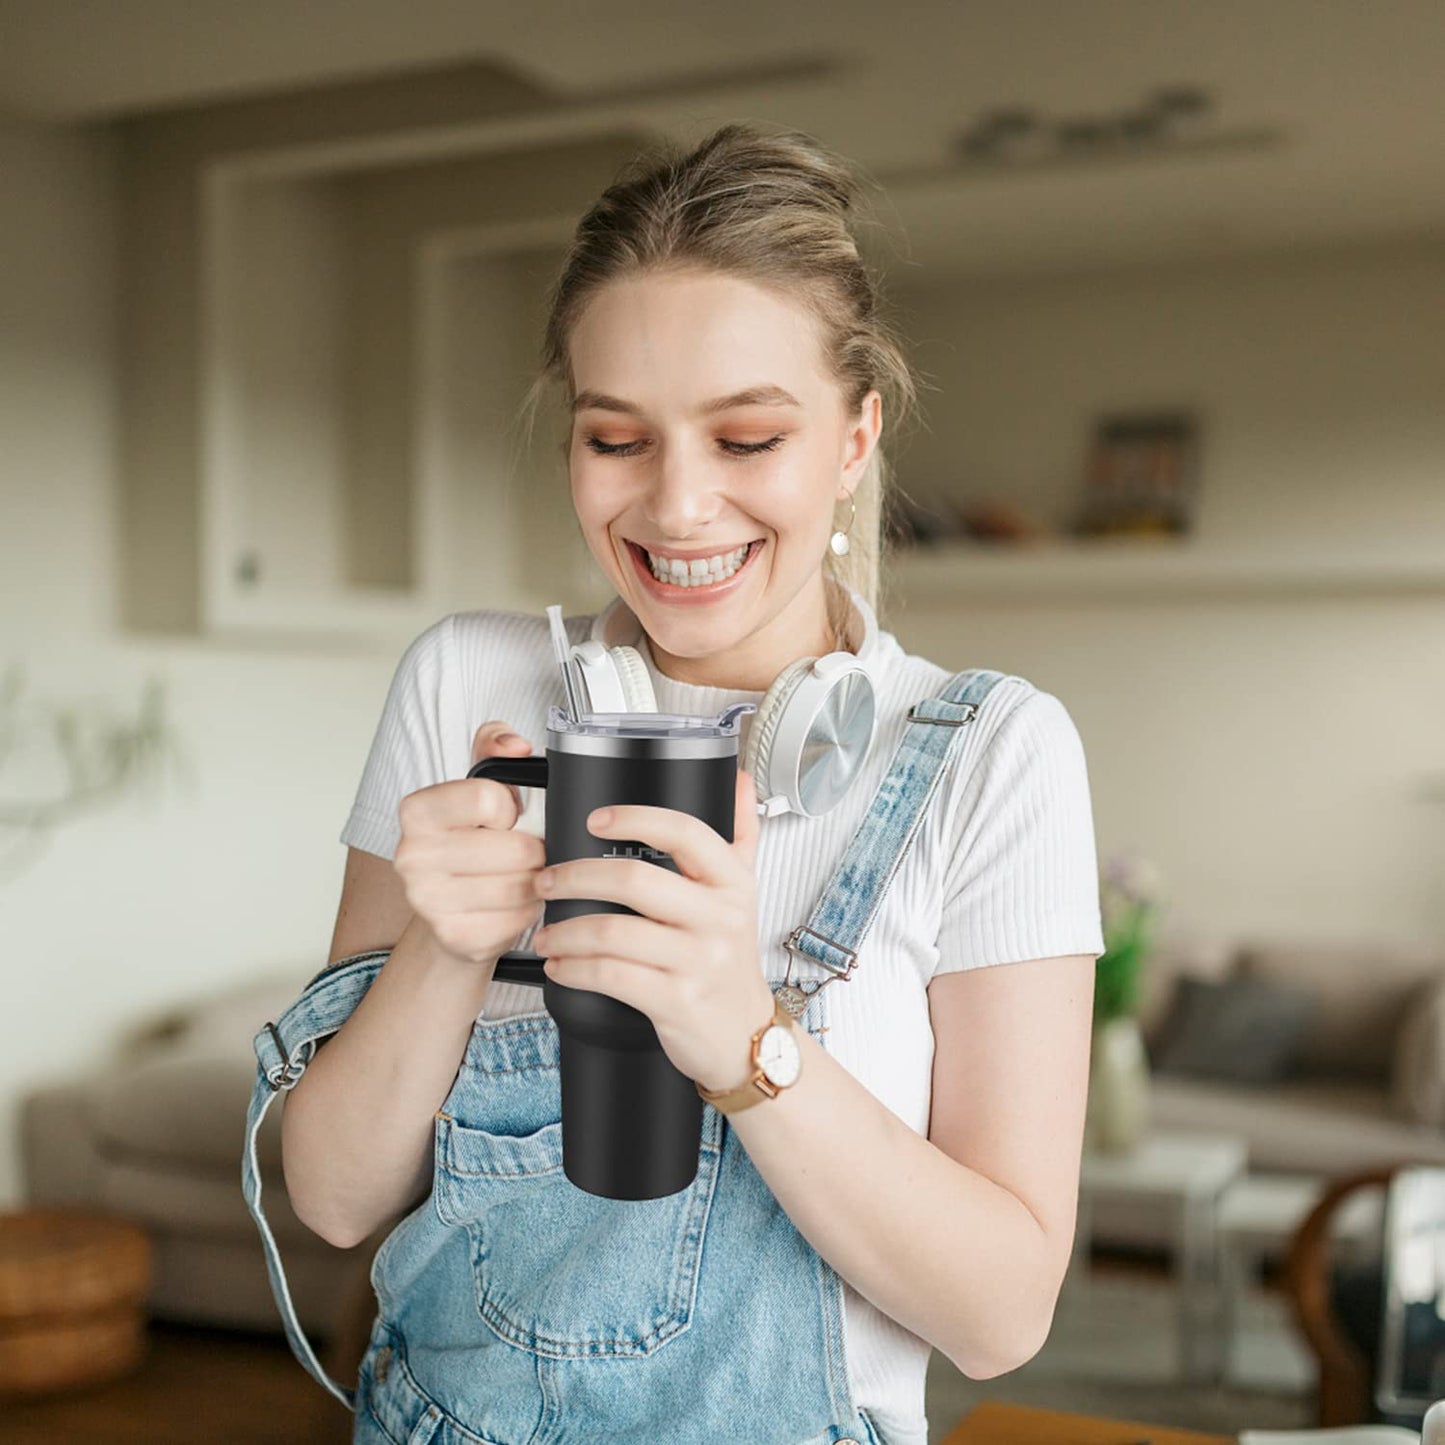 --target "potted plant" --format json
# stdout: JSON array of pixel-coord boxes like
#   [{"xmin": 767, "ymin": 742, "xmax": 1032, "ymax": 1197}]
[{"xmin": 1085, "ymin": 852, "xmax": 1162, "ymax": 1154}]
